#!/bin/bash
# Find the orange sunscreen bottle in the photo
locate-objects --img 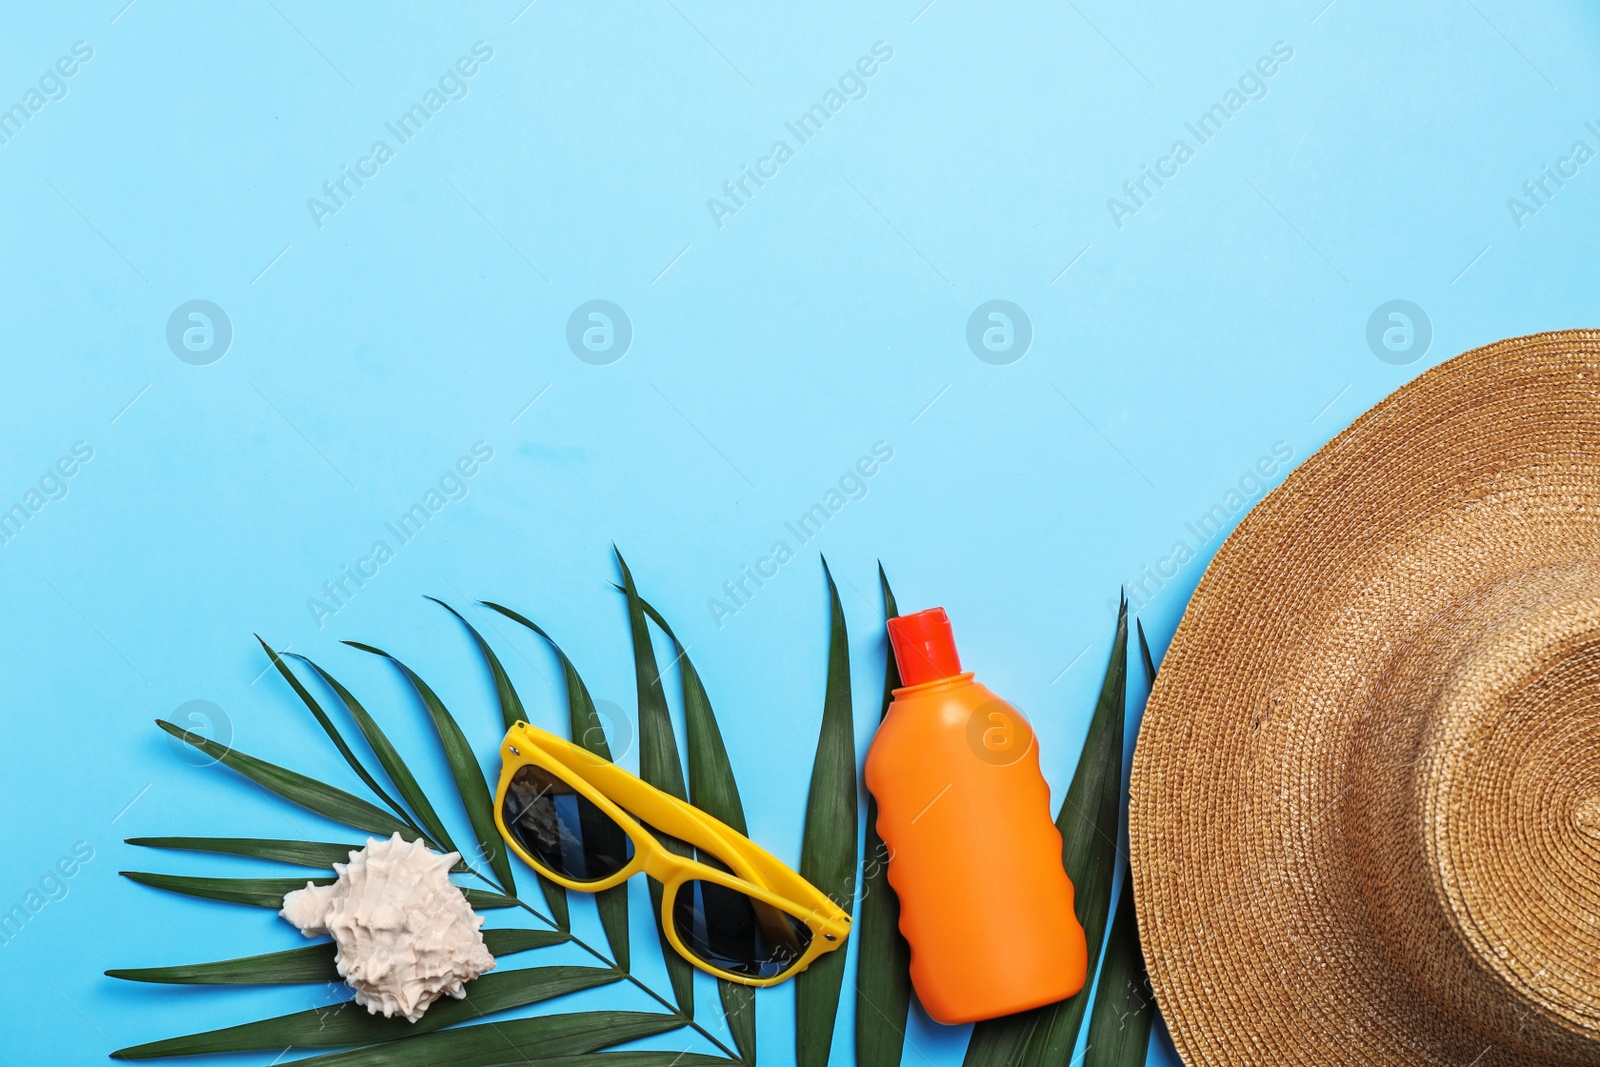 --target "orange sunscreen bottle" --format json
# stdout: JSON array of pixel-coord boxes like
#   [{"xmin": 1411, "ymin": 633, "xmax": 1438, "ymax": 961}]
[{"xmin": 864, "ymin": 607, "xmax": 1087, "ymax": 1024}]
